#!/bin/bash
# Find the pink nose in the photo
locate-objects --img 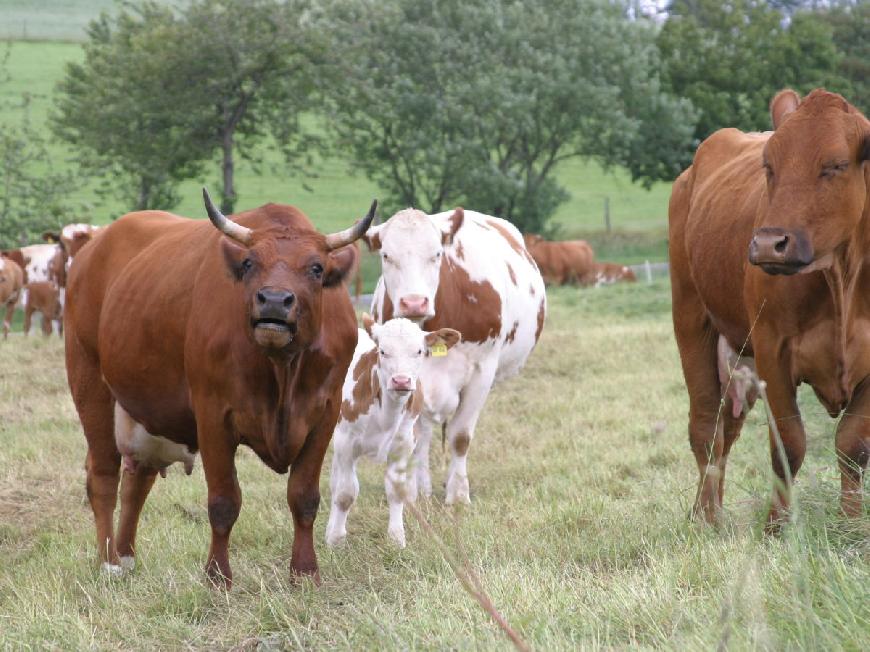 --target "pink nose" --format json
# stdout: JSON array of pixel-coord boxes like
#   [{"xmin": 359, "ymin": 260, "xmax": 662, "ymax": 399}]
[
  {"xmin": 399, "ymin": 295, "xmax": 429, "ymax": 317},
  {"xmin": 390, "ymin": 374, "xmax": 412, "ymax": 391}
]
